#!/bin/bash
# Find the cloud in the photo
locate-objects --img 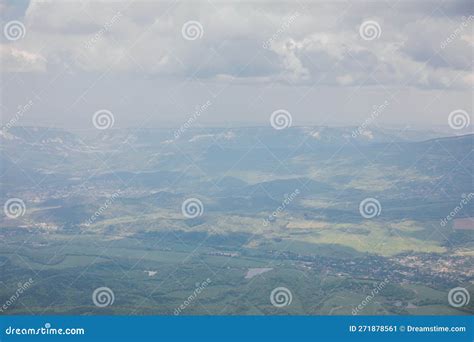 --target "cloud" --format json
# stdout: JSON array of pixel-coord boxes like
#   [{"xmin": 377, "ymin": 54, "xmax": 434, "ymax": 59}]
[
  {"xmin": 0, "ymin": 0, "xmax": 472, "ymax": 90},
  {"xmin": 0, "ymin": 1, "xmax": 472, "ymax": 129},
  {"xmin": 0, "ymin": 45, "xmax": 46, "ymax": 72}
]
